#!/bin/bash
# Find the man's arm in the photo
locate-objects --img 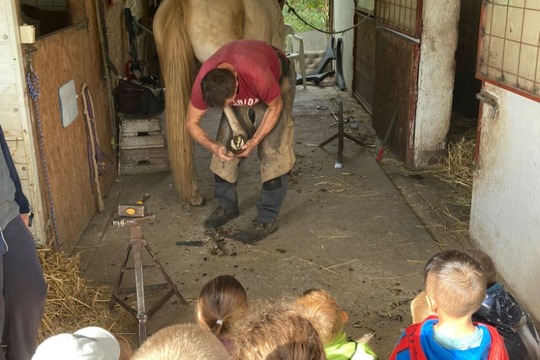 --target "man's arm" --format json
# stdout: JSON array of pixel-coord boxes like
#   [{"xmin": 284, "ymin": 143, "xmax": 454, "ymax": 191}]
[
  {"xmin": 236, "ymin": 95, "xmax": 283, "ymax": 158},
  {"xmin": 186, "ymin": 102, "xmax": 234, "ymax": 161}
]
